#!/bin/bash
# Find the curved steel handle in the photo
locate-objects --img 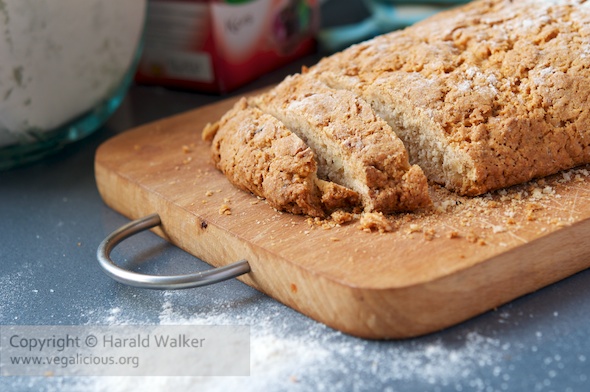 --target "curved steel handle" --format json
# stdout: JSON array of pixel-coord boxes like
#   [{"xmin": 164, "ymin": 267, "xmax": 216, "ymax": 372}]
[{"xmin": 97, "ymin": 213, "xmax": 250, "ymax": 290}]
